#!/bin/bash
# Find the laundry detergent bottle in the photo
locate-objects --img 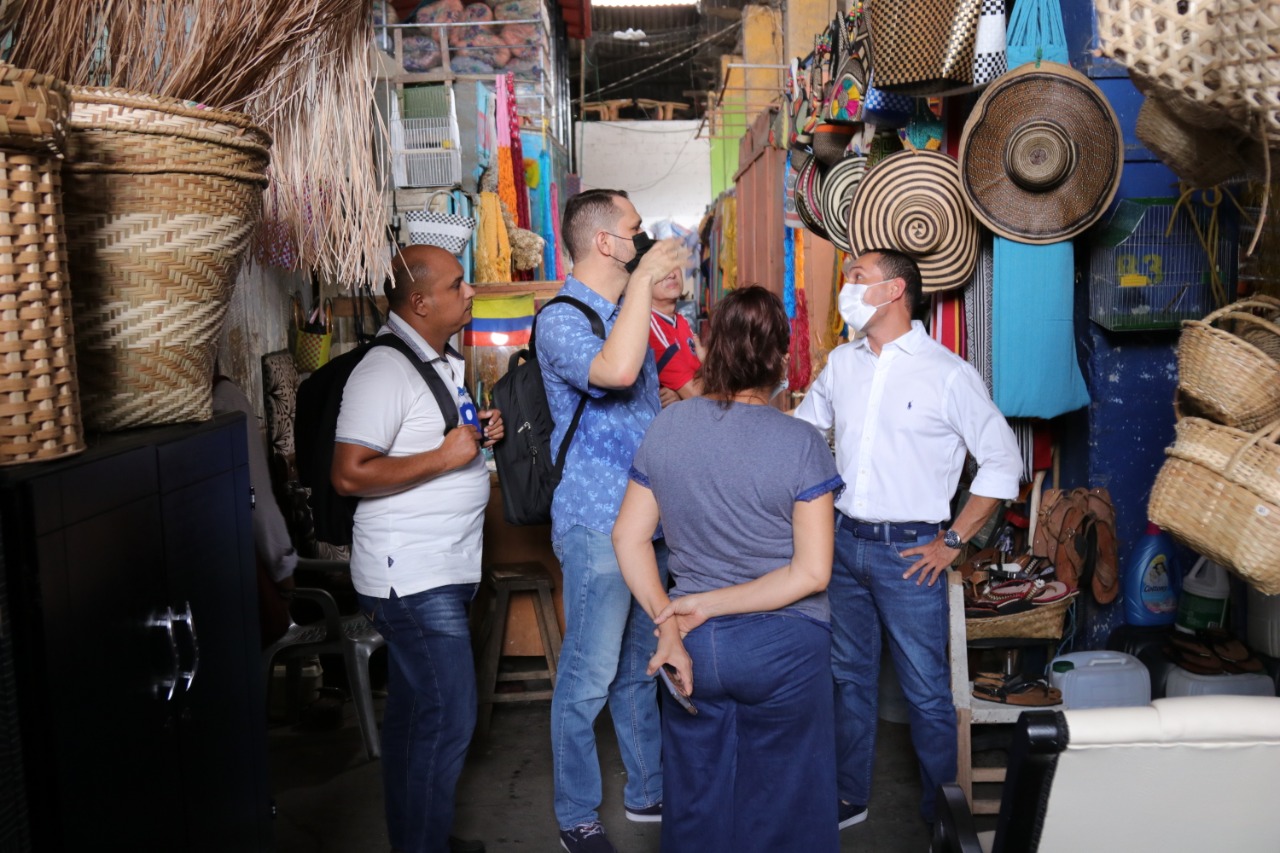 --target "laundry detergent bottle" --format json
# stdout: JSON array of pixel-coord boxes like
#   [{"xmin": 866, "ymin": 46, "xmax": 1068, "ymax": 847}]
[{"xmin": 1123, "ymin": 523, "xmax": 1180, "ymax": 627}]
